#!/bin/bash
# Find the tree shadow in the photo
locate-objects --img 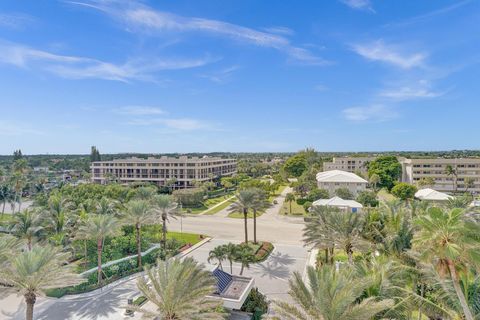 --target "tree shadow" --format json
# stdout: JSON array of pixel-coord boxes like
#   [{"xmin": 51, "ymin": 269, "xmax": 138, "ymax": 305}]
[{"xmin": 254, "ymin": 251, "xmax": 296, "ymax": 280}]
